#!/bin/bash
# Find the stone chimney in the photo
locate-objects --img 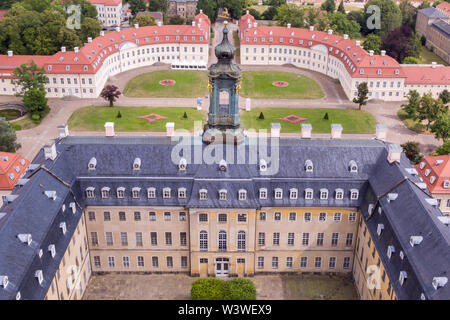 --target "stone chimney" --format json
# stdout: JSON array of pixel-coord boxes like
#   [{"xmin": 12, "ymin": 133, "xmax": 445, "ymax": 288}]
[
  {"xmin": 309, "ymin": 26, "xmax": 314, "ymax": 31},
  {"xmin": 157, "ymin": 21, "xmax": 162, "ymax": 27},
  {"xmin": 331, "ymin": 124, "xmax": 343, "ymax": 139},
  {"xmin": 74, "ymin": 47, "xmax": 79, "ymax": 54},
  {"xmin": 61, "ymin": 47, "xmax": 66, "ymax": 53},
  {"xmin": 254, "ymin": 22, "xmax": 258, "ymax": 28},
  {"xmin": 270, "ymin": 123, "xmax": 281, "ymax": 138},
  {"xmin": 432, "ymin": 61, "xmax": 436, "ymax": 69},
  {"xmin": 343, "ymin": 34, "xmax": 348, "ymax": 39},
  {"xmin": 134, "ymin": 23, "xmax": 139, "ymax": 29},
  {"xmin": 7, "ymin": 51, "xmax": 13, "ymax": 57},
  {"xmin": 87, "ymin": 37, "xmax": 92, "ymax": 43},
  {"xmin": 100, "ymin": 31, "xmax": 105, "ymax": 36},
  {"xmin": 116, "ymin": 26, "xmax": 121, "ymax": 32},
  {"xmin": 387, "ymin": 144, "xmax": 402, "ymax": 164},
  {"xmin": 105, "ymin": 122, "xmax": 115, "ymax": 137},
  {"xmin": 200, "ymin": 9, "xmax": 203, "ymax": 14},
  {"xmin": 246, "ymin": 10, "xmax": 249, "ymax": 14},
  {"xmin": 57, "ymin": 124, "xmax": 69, "ymax": 138},
  {"xmin": 287, "ymin": 23, "xmax": 291, "ymax": 29},
  {"xmin": 328, "ymin": 29, "xmax": 333, "ymax": 35},
  {"xmin": 301, "ymin": 123, "xmax": 312, "ymax": 139},
  {"xmin": 381, "ymin": 50, "xmax": 386, "ymax": 56},
  {"xmin": 355, "ymin": 40, "xmax": 360, "ymax": 46},
  {"xmin": 166, "ymin": 122, "xmax": 175, "ymax": 137},
  {"xmin": 376, "ymin": 124, "xmax": 388, "ymax": 141},
  {"xmin": 192, "ymin": 21, "xmax": 196, "ymax": 27},
  {"xmin": 369, "ymin": 50, "xmax": 374, "ymax": 56},
  {"xmin": 44, "ymin": 141, "xmax": 57, "ymax": 161}
]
